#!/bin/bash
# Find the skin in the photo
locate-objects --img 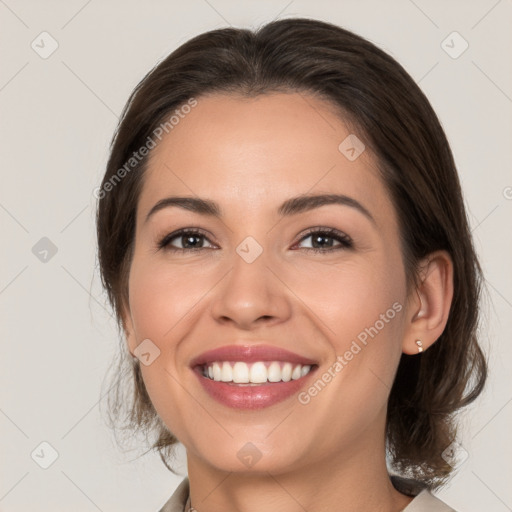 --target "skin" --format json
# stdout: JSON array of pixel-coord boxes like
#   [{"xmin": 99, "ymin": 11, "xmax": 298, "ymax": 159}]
[{"xmin": 122, "ymin": 92, "xmax": 453, "ymax": 512}]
